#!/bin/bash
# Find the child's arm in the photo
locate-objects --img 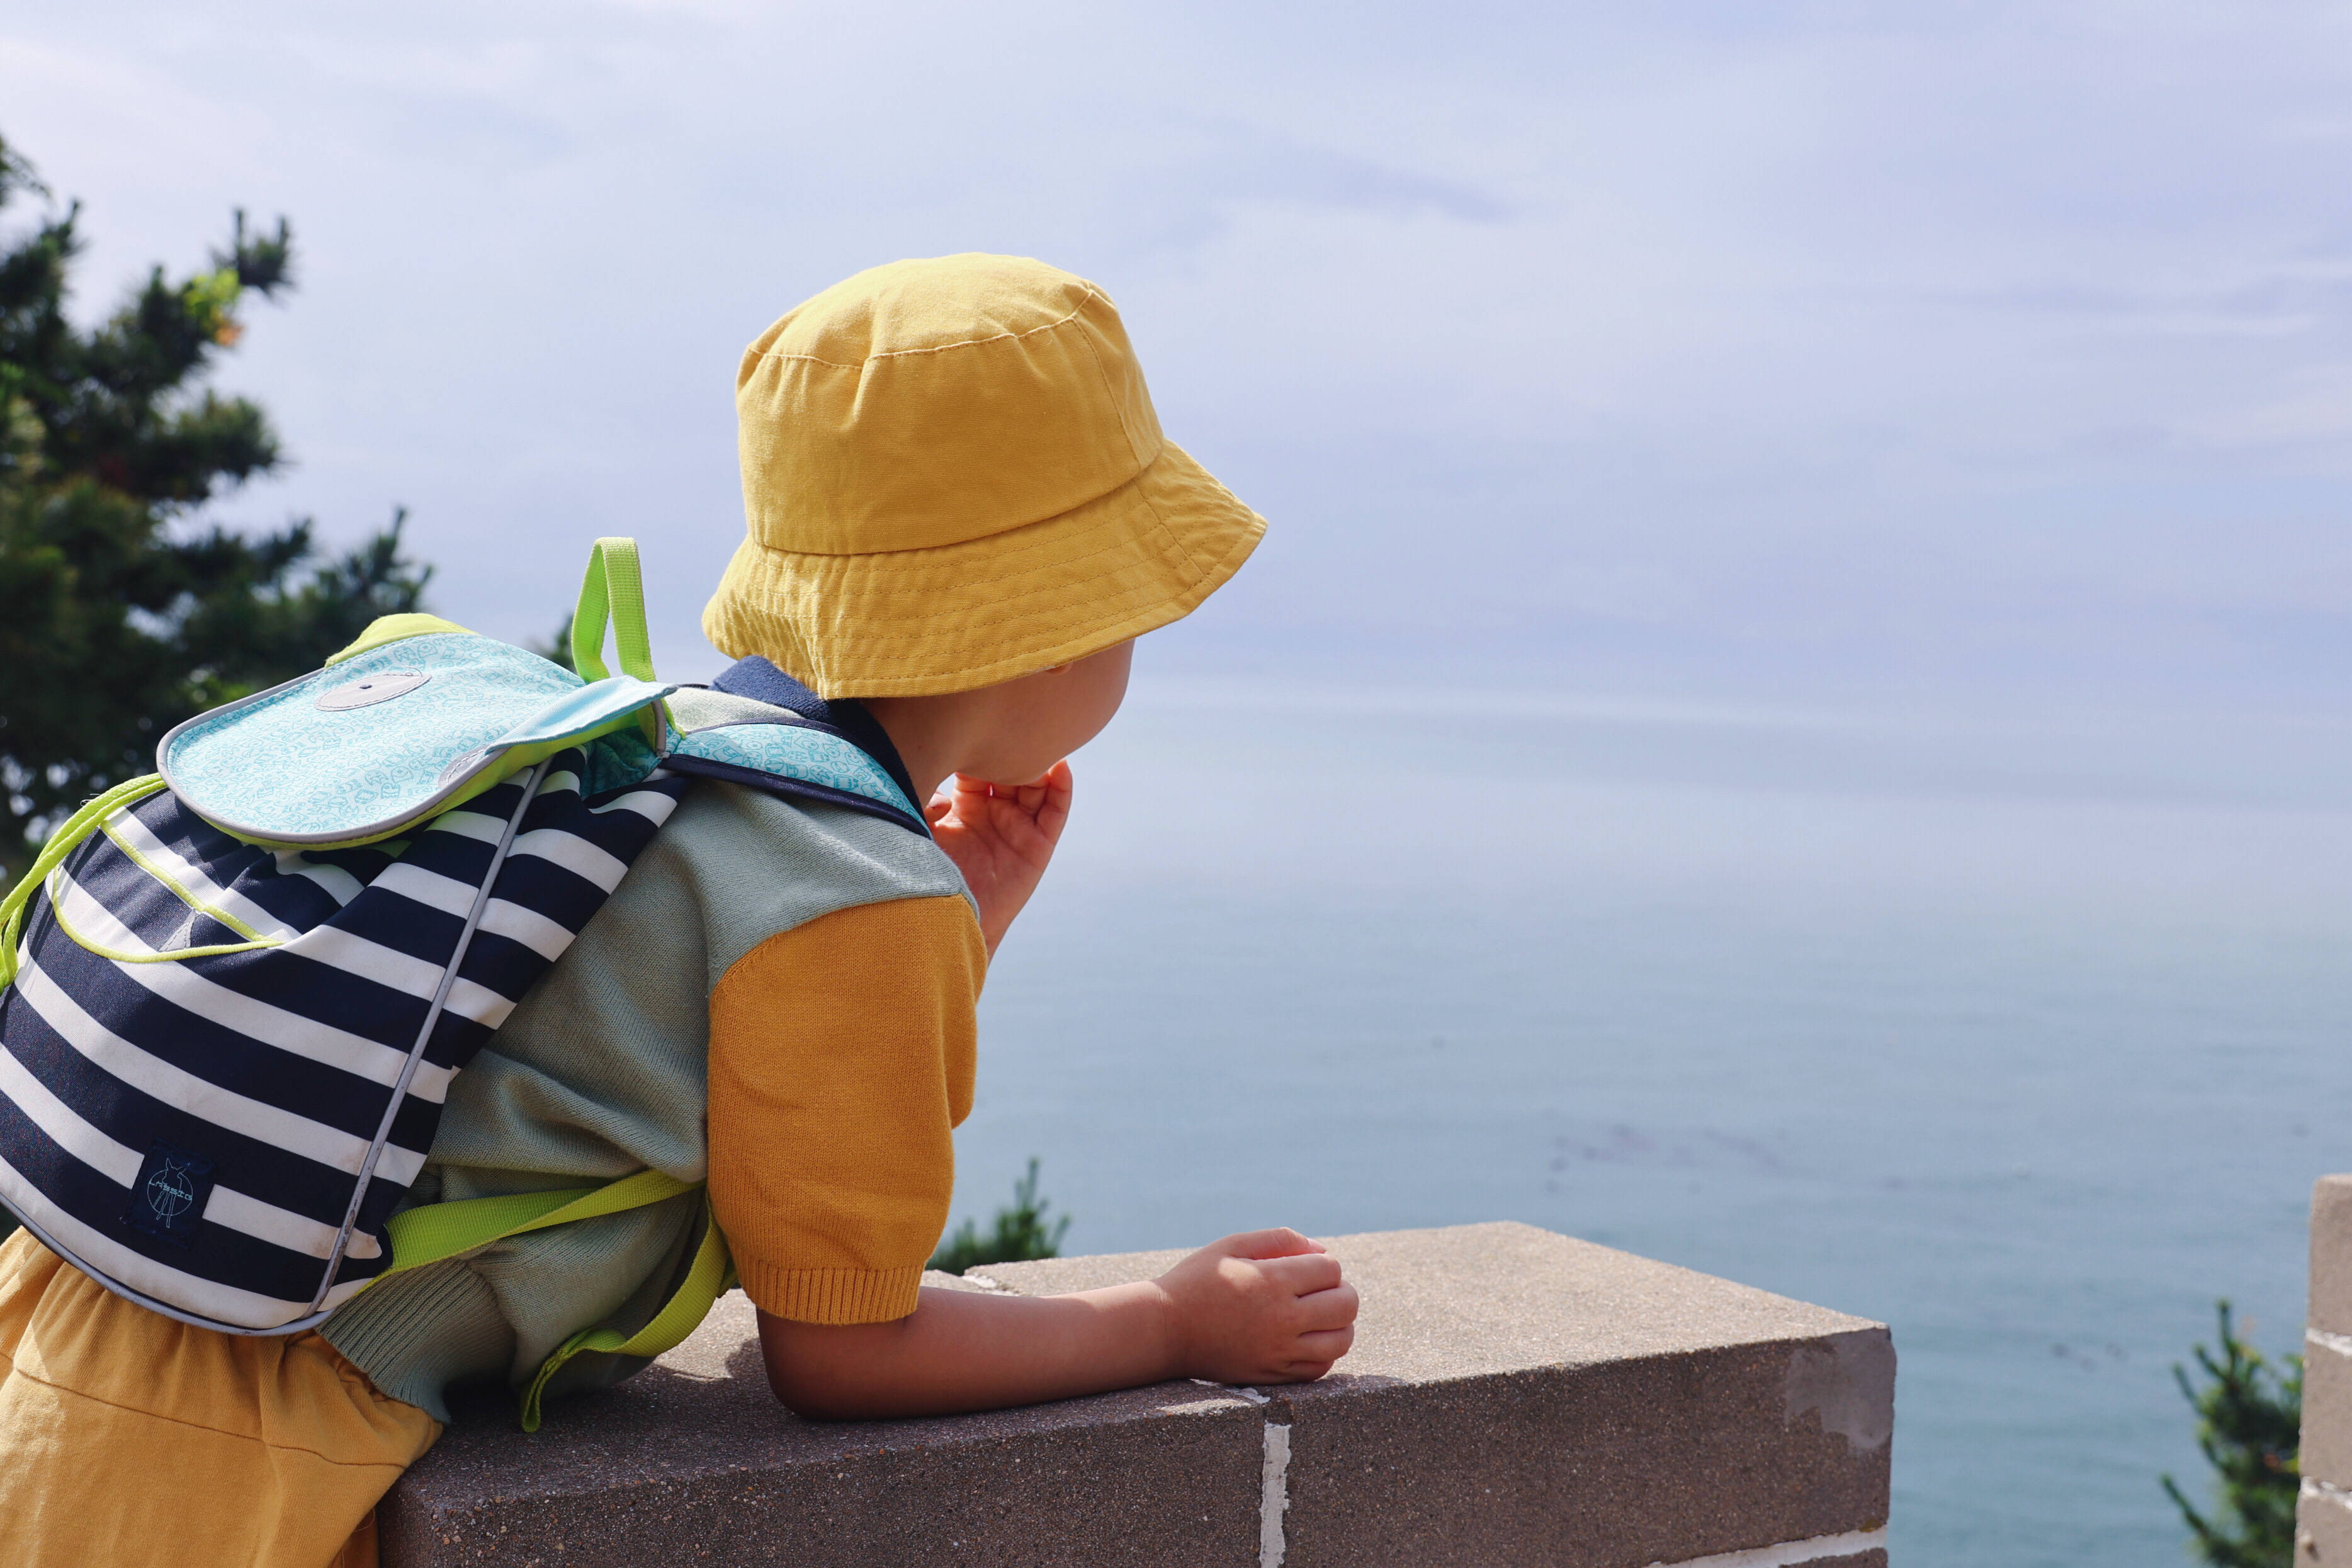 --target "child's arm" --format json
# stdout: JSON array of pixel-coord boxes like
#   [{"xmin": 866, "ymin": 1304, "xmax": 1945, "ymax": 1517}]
[{"xmin": 757, "ymin": 1228, "xmax": 1357, "ymax": 1420}]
